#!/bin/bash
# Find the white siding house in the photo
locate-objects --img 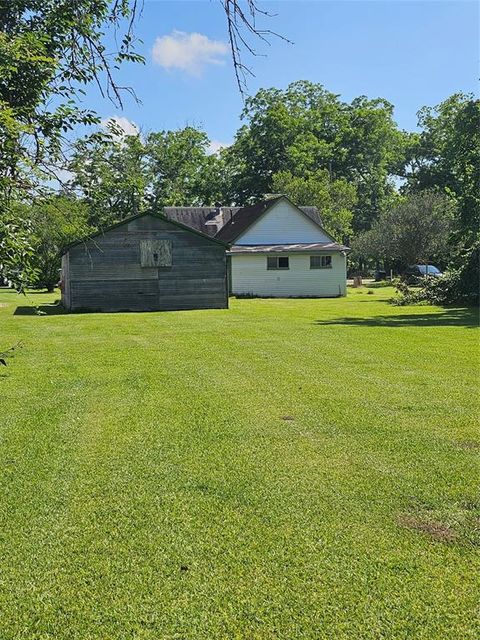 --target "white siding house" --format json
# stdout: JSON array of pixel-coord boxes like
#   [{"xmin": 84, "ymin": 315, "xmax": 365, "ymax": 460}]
[
  {"xmin": 230, "ymin": 251, "xmax": 347, "ymax": 297},
  {"xmin": 215, "ymin": 196, "xmax": 349, "ymax": 298},
  {"xmin": 237, "ymin": 198, "xmax": 332, "ymax": 244}
]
